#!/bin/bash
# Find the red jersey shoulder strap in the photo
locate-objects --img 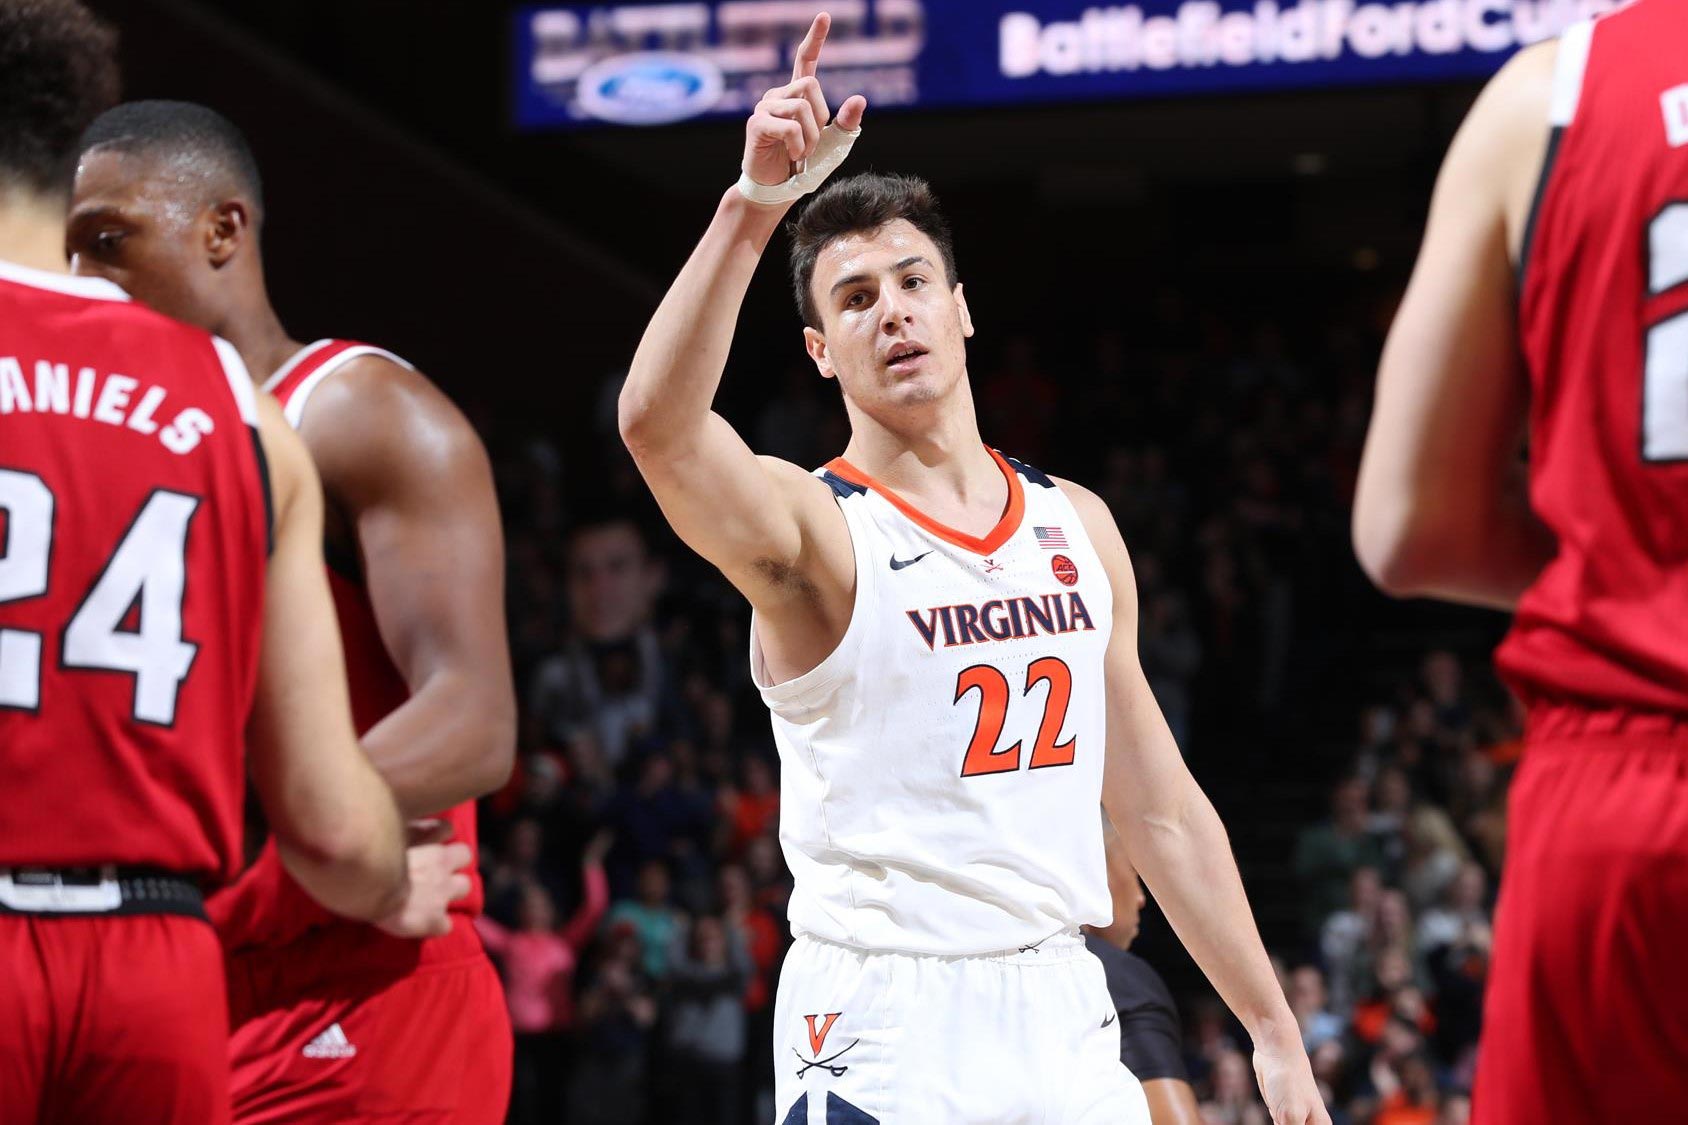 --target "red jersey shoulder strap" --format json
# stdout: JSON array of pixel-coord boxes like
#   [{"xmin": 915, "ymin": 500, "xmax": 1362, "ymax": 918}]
[{"xmin": 260, "ymin": 338, "xmax": 415, "ymax": 431}]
